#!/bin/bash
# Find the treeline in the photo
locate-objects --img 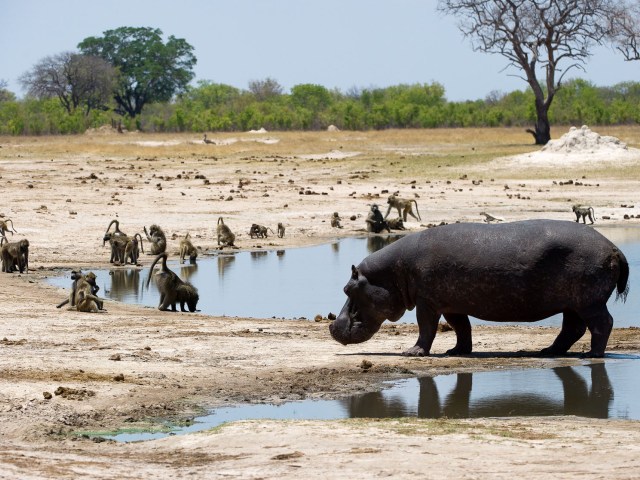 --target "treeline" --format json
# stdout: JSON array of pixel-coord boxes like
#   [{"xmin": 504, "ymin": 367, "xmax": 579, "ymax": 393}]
[{"xmin": 1, "ymin": 78, "xmax": 640, "ymax": 135}]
